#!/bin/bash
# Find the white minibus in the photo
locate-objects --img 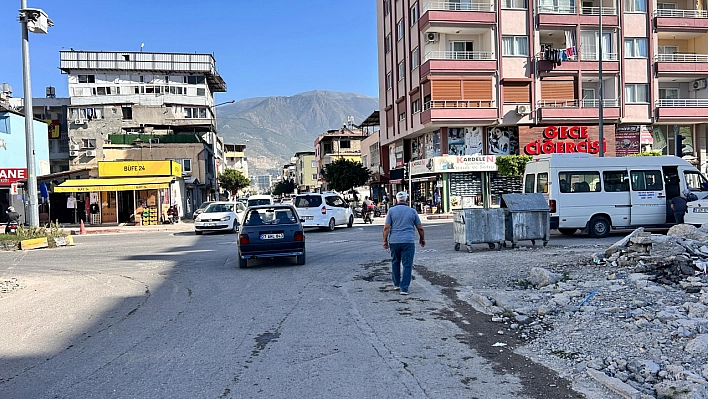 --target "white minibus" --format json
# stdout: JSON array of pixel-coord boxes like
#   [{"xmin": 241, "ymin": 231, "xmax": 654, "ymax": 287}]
[{"xmin": 523, "ymin": 154, "xmax": 708, "ymax": 237}]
